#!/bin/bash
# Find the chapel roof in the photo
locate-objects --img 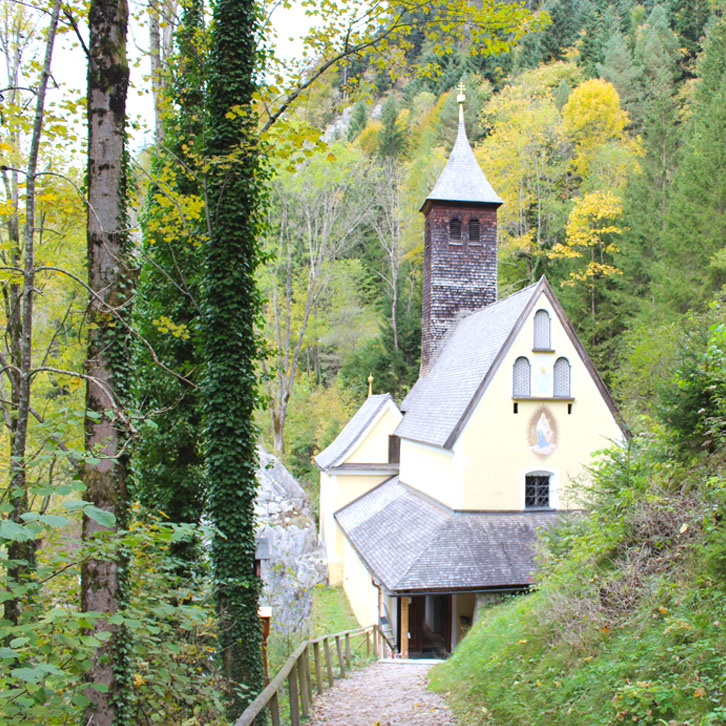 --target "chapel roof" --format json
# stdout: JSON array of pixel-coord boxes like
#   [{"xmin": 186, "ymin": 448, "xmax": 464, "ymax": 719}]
[
  {"xmin": 314, "ymin": 393, "xmax": 396, "ymax": 470},
  {"xmin": 423, "ymin": 114, "xmax": 503, "ymax": 208},
  {"xmin": 335, "ymin": 477, "xmax": 558, "ymax": 593},
  {"xmin": 396, "ymin": 280, "xmax": 539, "ymax": 447}
]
